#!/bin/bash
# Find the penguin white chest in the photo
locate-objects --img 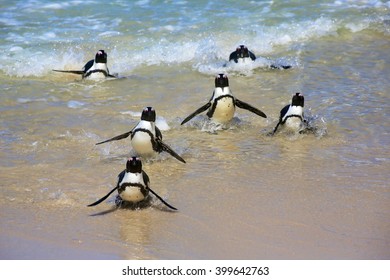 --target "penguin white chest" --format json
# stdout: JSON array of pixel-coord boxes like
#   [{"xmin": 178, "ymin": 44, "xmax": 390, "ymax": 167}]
[
  {"xmin": 284, "ymin": 106, "xmax": 304, "ymax": 131},
  {"xmin": 87, "ymin": 73, "xmax": 106, "ymax": 80},
  {"xmin": 131, "ymin": 131, "xmax": 155, "ymax": 155},
  {"xmin": 212, "ymin": 97, "xmax": 235, "ymax": 123},
  {"xmin": 119, "ymin": 186, "xmax": 146, "ymax": 203},
  {"xmin": 285, "ymin": 117, "xmax": 303, "ymax": 130},
  {"xmin": 119, "ymin": 173, "xmax": 146, "ymax": 203},
  {"xmin": 85, "ymin": 63, "xmax": 108, "ymax": 80},
  {"xmin": 237, "ymin": 57, "xmax": 252, "ymax": 64}
]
